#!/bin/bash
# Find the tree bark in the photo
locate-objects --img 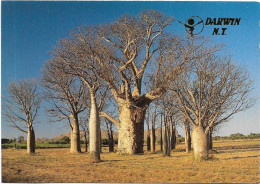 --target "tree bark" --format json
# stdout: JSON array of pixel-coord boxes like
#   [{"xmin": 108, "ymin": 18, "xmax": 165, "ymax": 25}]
[
  {"xmin": 118, "ymin": 104, "xmax": 145, "ymax": 154},
  {"xmin": 27, "ymin": 125, "xmax": 35, "ymax": 154},
  {"xmin": 192, "ymin": 125, "xmax": 208, "ymax": 159},
  {"xmin": 70, "ymin": 115, "xmax": 81, "ymax": 153},
  {"xmin": 184, "ymin": 122, "xmax": 191, "ymax": 153},
  {"xmin": 89, "ymin": 92, "xmax": 101, "ymax": 161}
]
